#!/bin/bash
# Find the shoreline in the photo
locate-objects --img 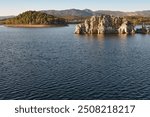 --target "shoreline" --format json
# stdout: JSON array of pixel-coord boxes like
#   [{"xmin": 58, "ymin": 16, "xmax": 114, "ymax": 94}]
[{"xmin": 4, "ymin": 24, "xmax": 68, "ymax": 28}]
